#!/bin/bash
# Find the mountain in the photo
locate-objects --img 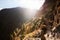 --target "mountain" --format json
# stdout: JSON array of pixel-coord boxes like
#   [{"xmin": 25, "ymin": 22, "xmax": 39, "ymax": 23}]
[{"xmin": 0, "ymin": 7, "xmax": 25, "ymax": 40}]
